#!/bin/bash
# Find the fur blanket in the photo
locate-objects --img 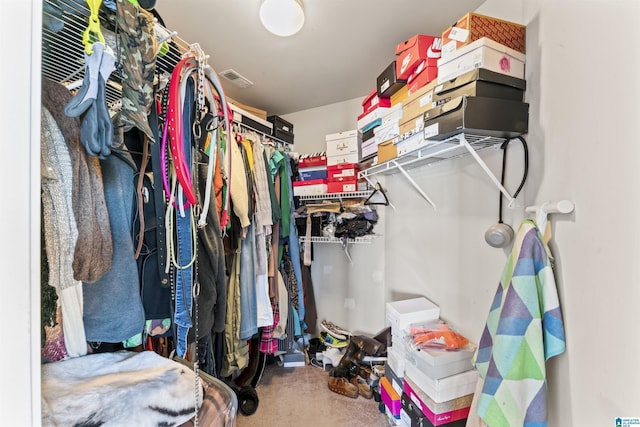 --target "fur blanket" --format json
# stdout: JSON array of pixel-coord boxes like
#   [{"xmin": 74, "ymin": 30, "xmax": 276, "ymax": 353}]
[{"xmin": 41, "ymin": 351, "xmax": 202, "ymax": 426}]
